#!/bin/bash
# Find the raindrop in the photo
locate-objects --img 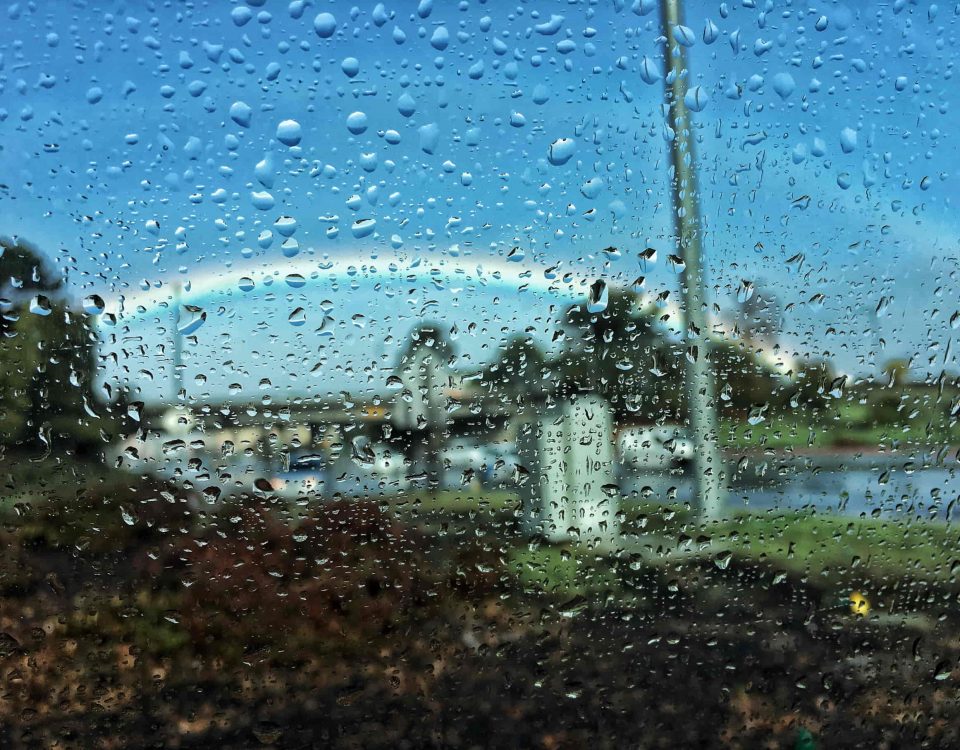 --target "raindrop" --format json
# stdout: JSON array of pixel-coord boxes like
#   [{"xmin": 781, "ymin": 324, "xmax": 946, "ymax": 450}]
[
  {"xmin": 397, "ymin": 92, "xmax": 416, "ymax": 118},
  {"xmin": 82, "ymin": 295, "xmax": 105, "ymax": 314},
  {"xmin": 229, "ymin": 101, "xmax": 253, "ymax": 128},
  {"xmin": 639, "ymin": 56, "xmax": 661, "ymax": 85},
  {"xmin": 430, "ymin": 26, "xmax": 449, "ymax": 51},
  {"xmin": 346, "ymin": 111, "xmax": 368, "ymax": 135},
  {"xmin": 419, "ymin": 123, "xmax": 440, "ymax": 154},
  {"xmin": 276, "ymin": 119, "xmax": 302, "ymax": 147},
  {"xmin": 313, "ymin": 12, "xmax": 337, "ymax": 38},
  {"xmin": 548, "ymin": 138, "xmax": 576, "ymax": 166},
  {"xmin": 178, "ymin": 308, "xmax": 207, "ymax": 335},
  {"xmin": 288, "ymin": 307, "xmax": 306, "ymax": 326},
  {"xmin": 703, "ymin": 19, "xmax": 719, "ymax": 44},
  {"xmin": 29, "ymin": 295, "xmax": 52, "ymax": 316},
  {"xmin": 840, "ymin": 127, "xmax": 858, "ymax": 154},
  {"xmin": 934, "ymin": 661, "xmax": 952, "ymax": 681},
  {"xmin": 352, "ymin": 218, "xmax": 377, "ymax": 238},
  {"xmin": 673, "ymin": 25, "xmax": 696, "ymax": 47},
  {"xmin": 274, "ymin": 216, "xmax": 297, "ymax": 236},
  {"xmin": 771, "ymin": 73, "xmax": 795, "ymax": 99},
  {"xmin": 251, "ymin": 191, "xmax": 275, "ymax": 210},
  {"xmin": 714, "ymin": 551, "xmax": 732, "ymax": 570},
  {"xmin": 587, "ymin": 280, "xmax": 608, "ymax": 314},
  {"xmin": 684, "ymin": 85, "xmax": 709, "ymax": 112},
  {"xmin": 580, "ymin": 177, "xmax": 603, "ymax": 199}
]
